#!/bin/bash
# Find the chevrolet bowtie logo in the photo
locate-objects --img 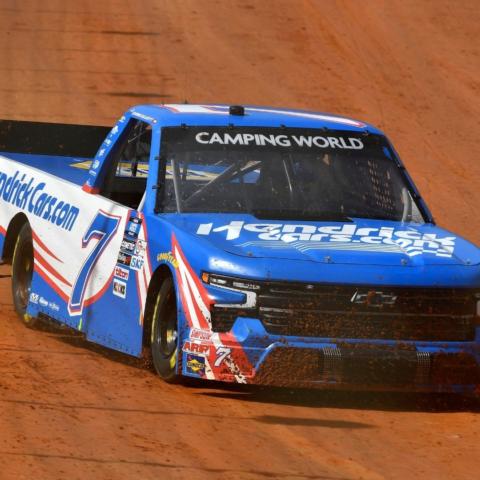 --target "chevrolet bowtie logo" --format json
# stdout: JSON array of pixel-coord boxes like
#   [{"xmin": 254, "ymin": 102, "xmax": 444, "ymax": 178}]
[{"xmin": 351, "ymin": 290, "xmax": 398, "ymax": 307}]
